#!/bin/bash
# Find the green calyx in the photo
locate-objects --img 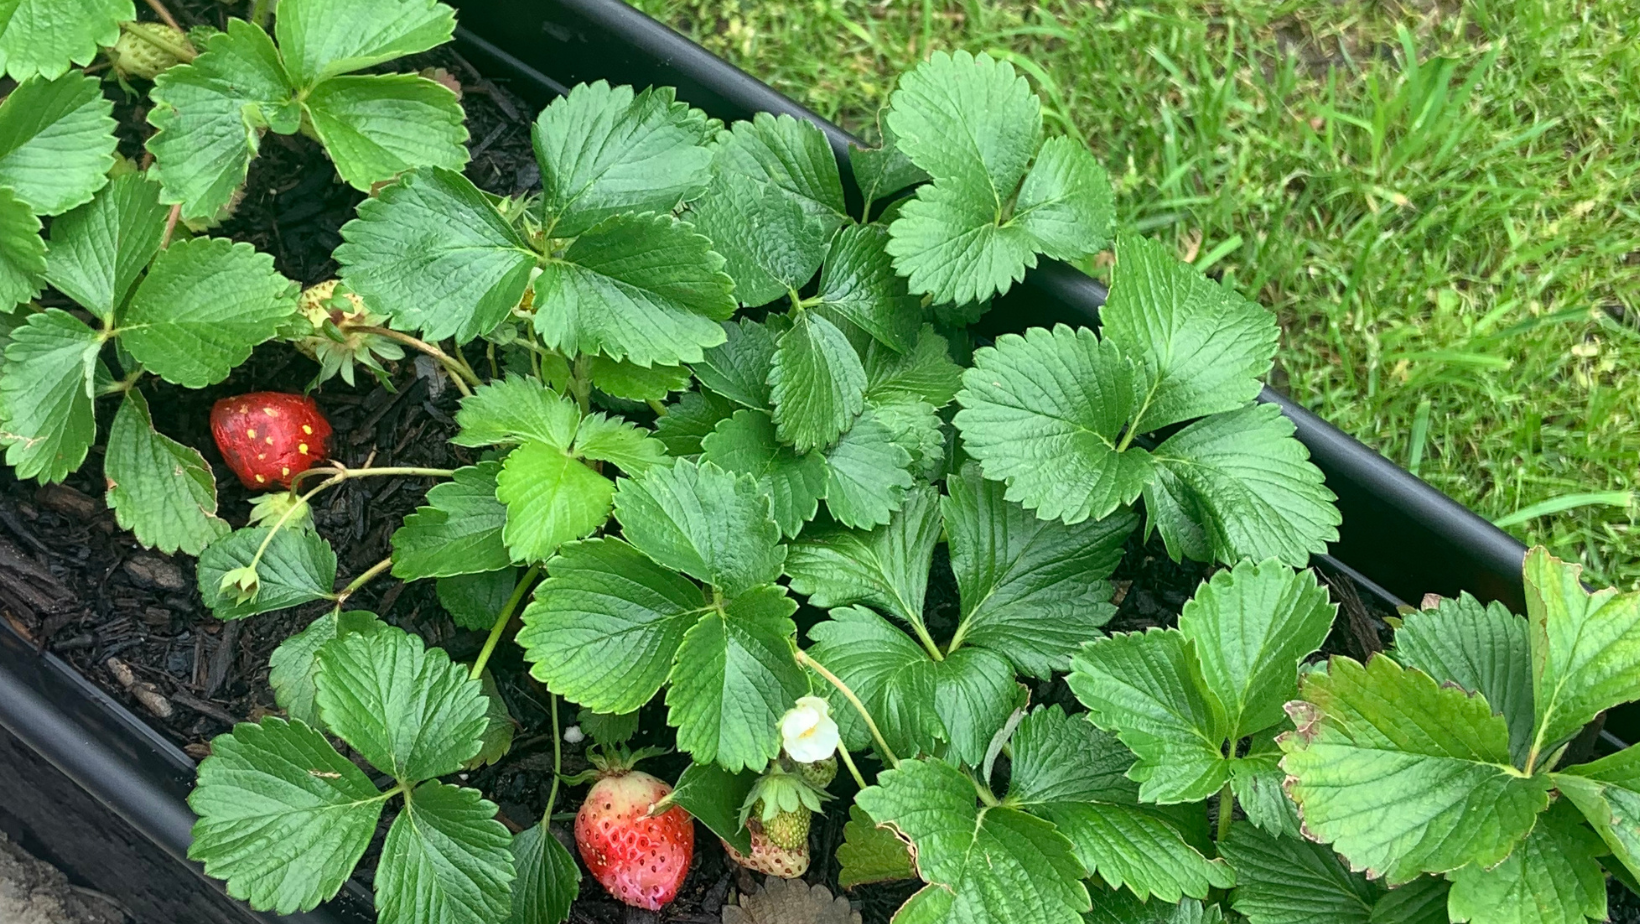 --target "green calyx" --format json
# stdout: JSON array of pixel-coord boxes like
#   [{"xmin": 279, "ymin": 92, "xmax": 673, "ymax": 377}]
[{"xmin": 738, "ymin": 764, "xmax": 828, "ymax": 829}]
